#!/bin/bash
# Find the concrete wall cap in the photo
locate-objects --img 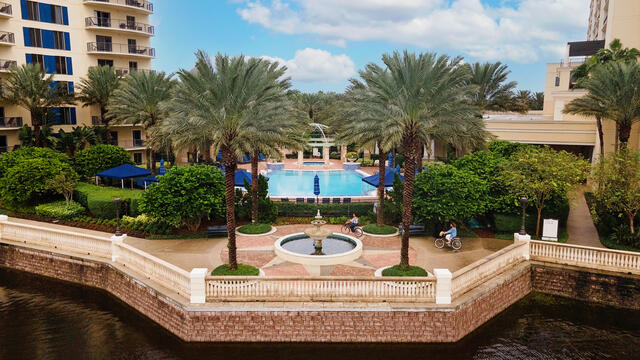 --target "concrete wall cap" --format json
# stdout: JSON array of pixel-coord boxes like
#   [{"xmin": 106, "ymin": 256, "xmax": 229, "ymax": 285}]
[
  {"xmin": 434, "ymin": 268, "xmax": 452, "ymax": 278},
  {"xmin": 190, "ymin": 268, "xmax": 208, "ymax": 277}
]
